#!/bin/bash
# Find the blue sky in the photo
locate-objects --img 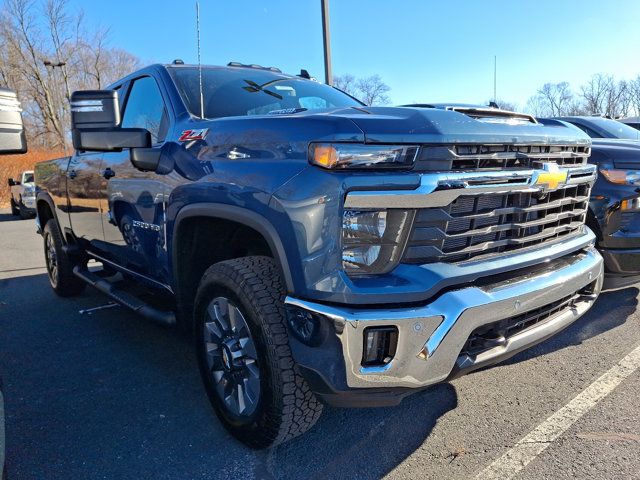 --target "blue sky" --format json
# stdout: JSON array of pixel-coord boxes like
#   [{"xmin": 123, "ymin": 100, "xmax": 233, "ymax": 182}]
[{"xmin": 64, "ymin": 0, "xmax": 640, "ymax": 107}]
